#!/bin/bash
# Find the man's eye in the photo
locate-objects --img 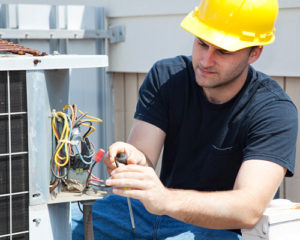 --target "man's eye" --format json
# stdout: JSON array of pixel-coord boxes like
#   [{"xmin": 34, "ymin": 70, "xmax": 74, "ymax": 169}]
[
  {"xmin": 218, "ymin": 50, "xmax": 231, "ymax": 55},
  {"xmin": 198, "ymin": 40, "xmax": 207, "ymax": 47}
]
